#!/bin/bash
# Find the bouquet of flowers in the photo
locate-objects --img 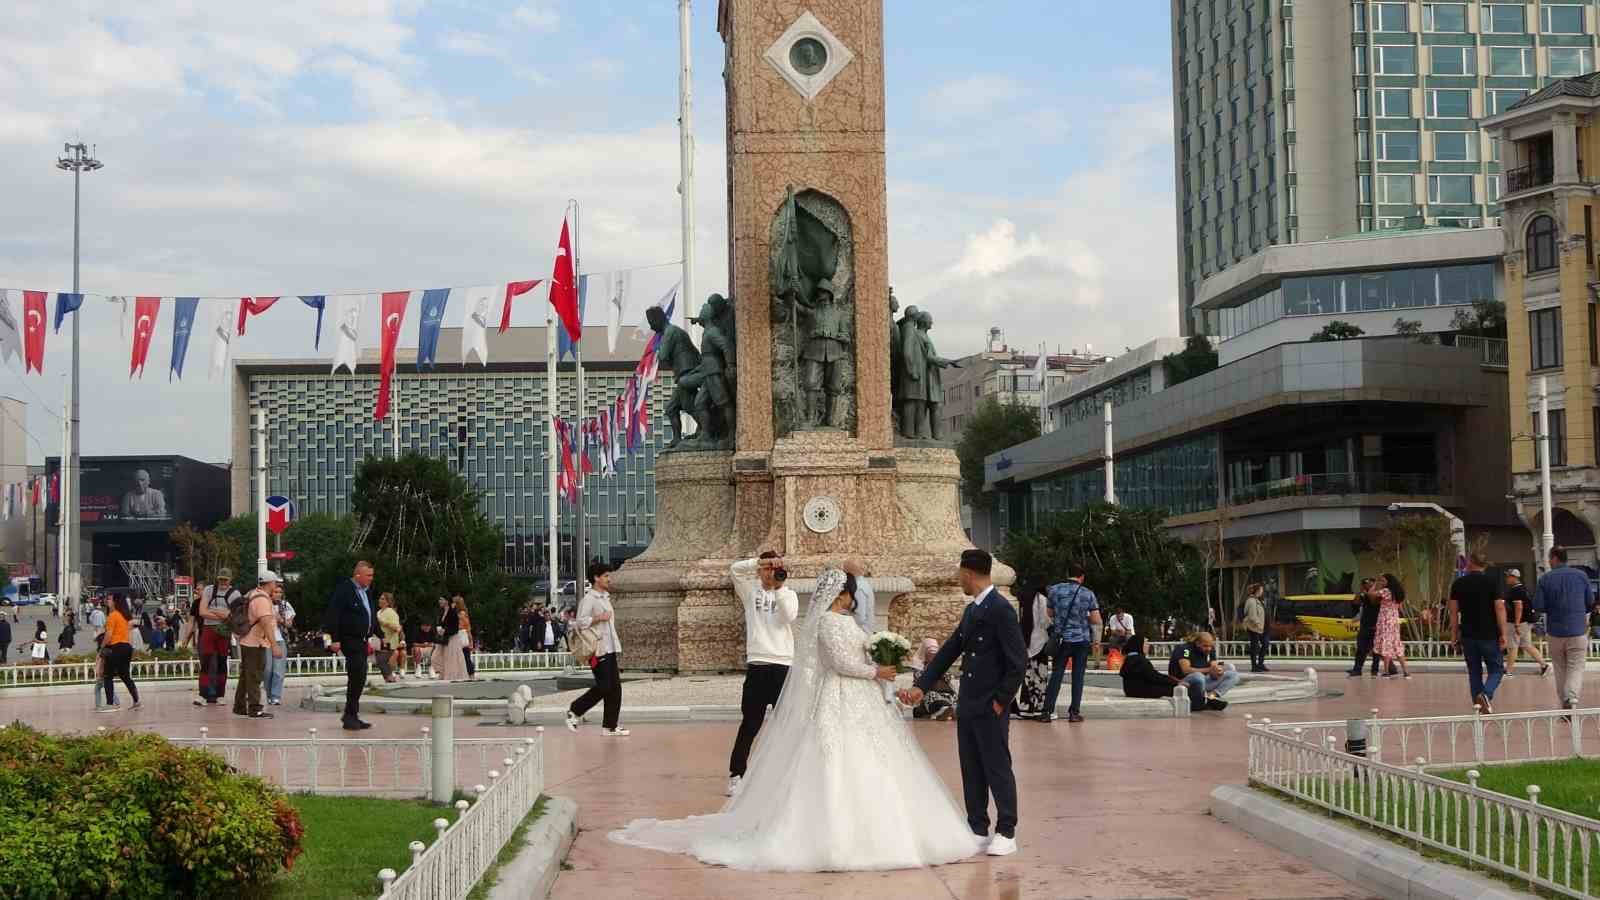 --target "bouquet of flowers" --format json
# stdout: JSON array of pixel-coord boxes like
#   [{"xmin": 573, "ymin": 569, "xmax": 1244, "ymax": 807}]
[{"xmin": 867, "ymin": 630, "xmax": 914, "ymax": 703}]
